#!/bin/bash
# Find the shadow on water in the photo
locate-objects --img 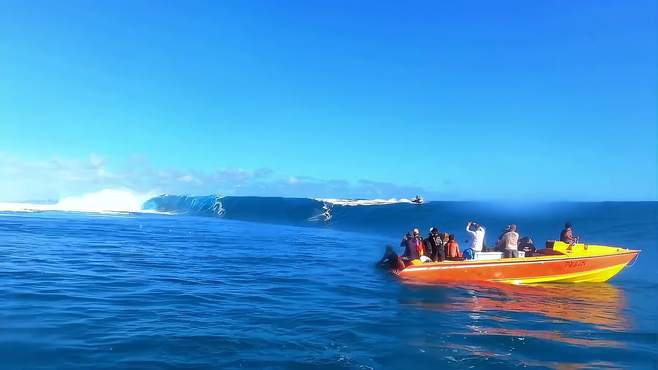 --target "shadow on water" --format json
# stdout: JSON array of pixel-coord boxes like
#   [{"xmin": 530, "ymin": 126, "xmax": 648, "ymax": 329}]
[
  {"xmin": 422, "ymin": 283, "xmax": 630, "ymax": 331},
  {"xmin": 387, "ymin": 282, "xmax": 639, "ymax": 369},
  {"xmin": 393, "ymin": 279, "xmax": 628, "ymax": 325}
]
